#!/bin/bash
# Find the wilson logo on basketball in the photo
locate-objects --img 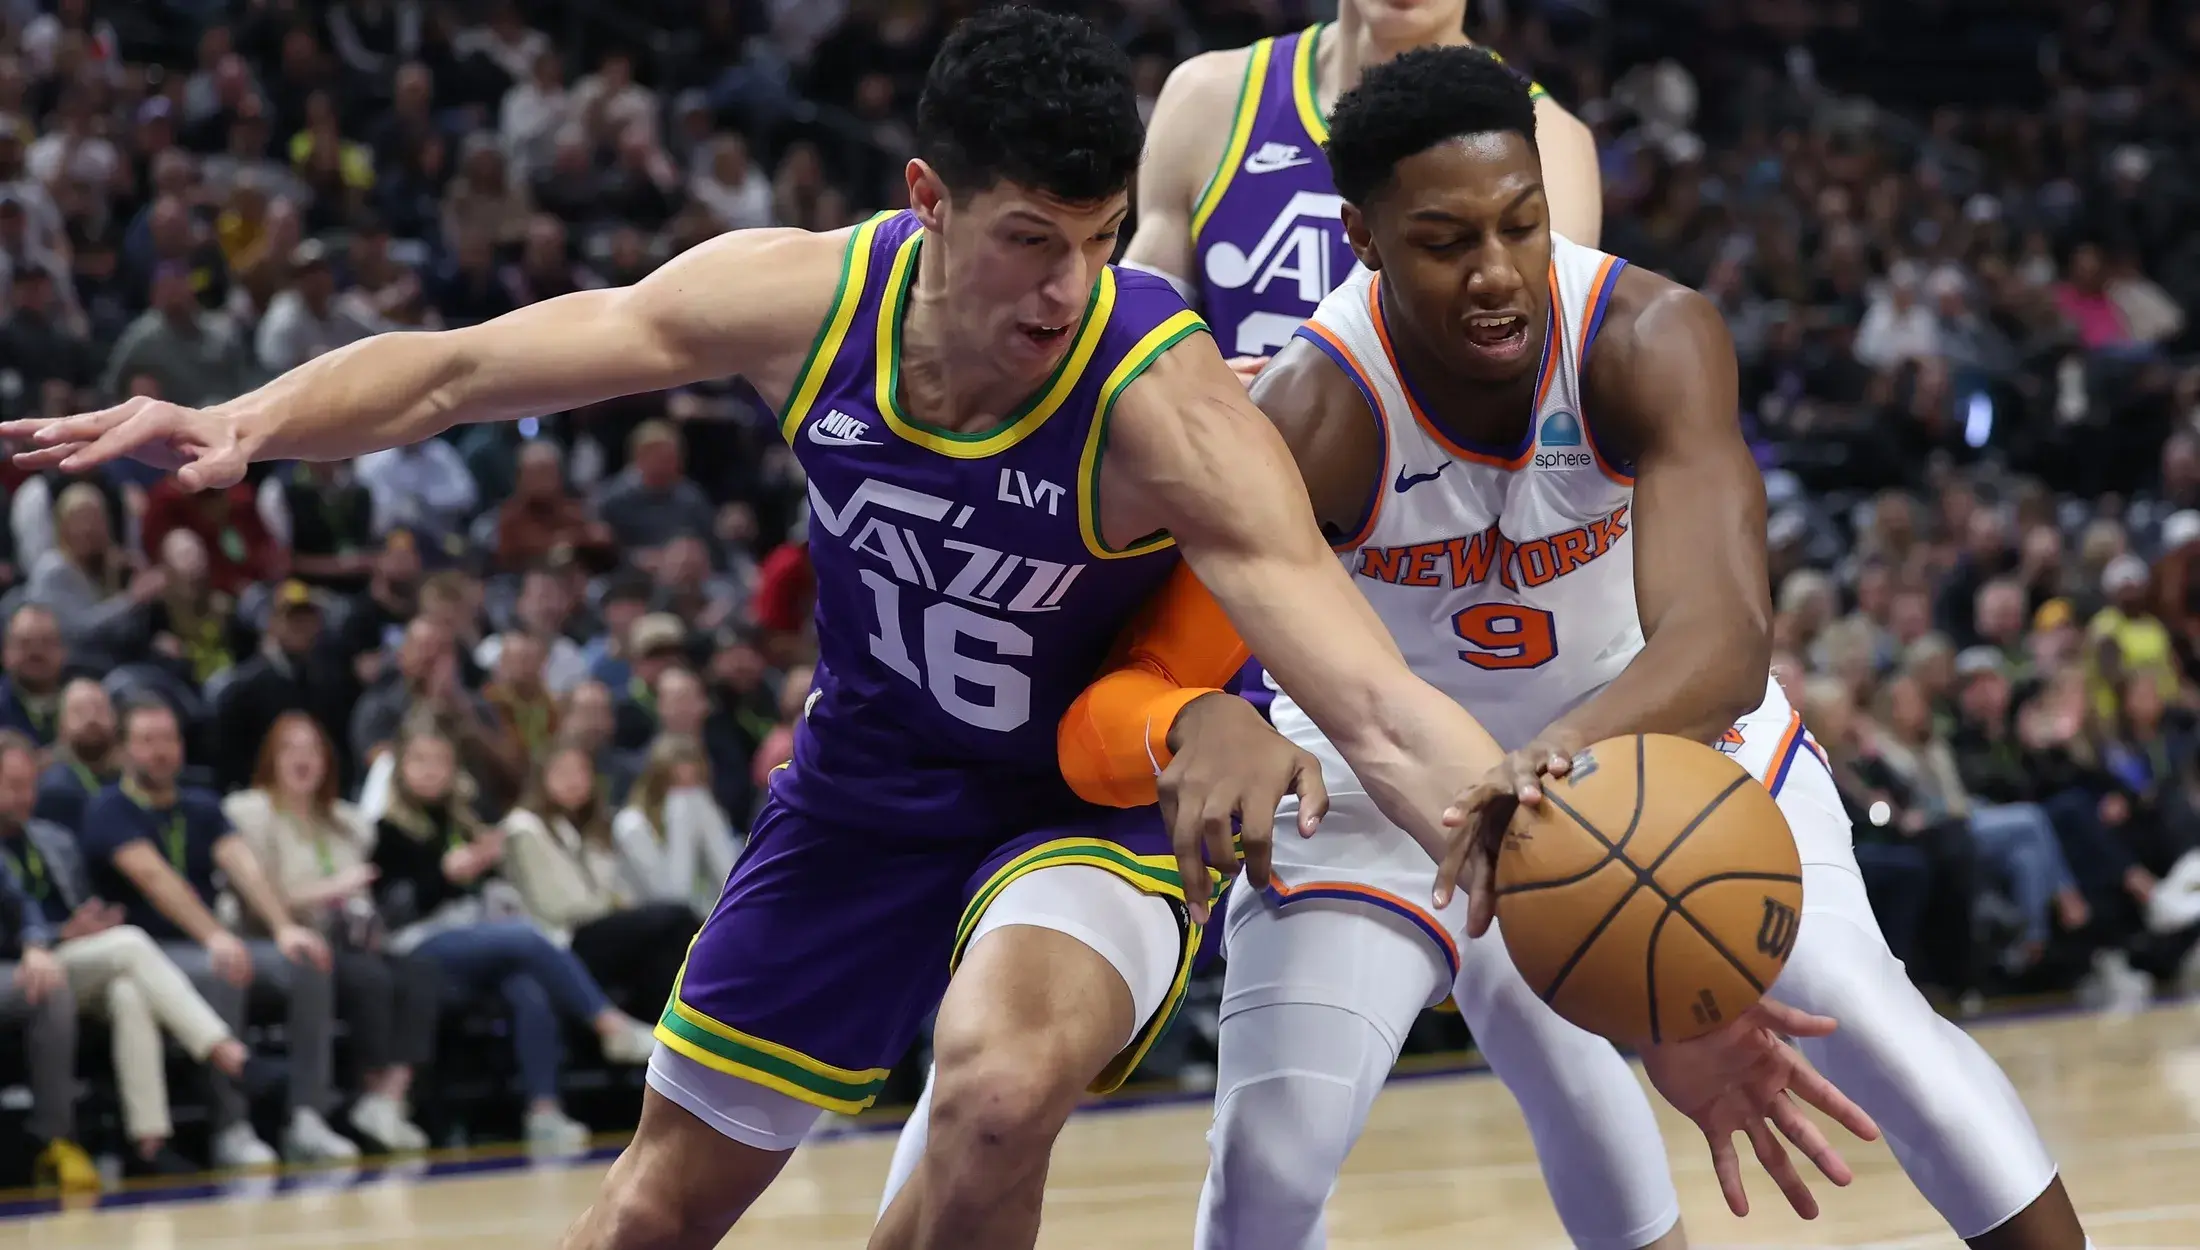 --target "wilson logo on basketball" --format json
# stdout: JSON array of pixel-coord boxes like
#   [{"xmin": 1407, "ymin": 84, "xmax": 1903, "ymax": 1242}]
[{"xmin": 1756, "ymin": 897, "xmax": 1800, "ymax": 959}]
